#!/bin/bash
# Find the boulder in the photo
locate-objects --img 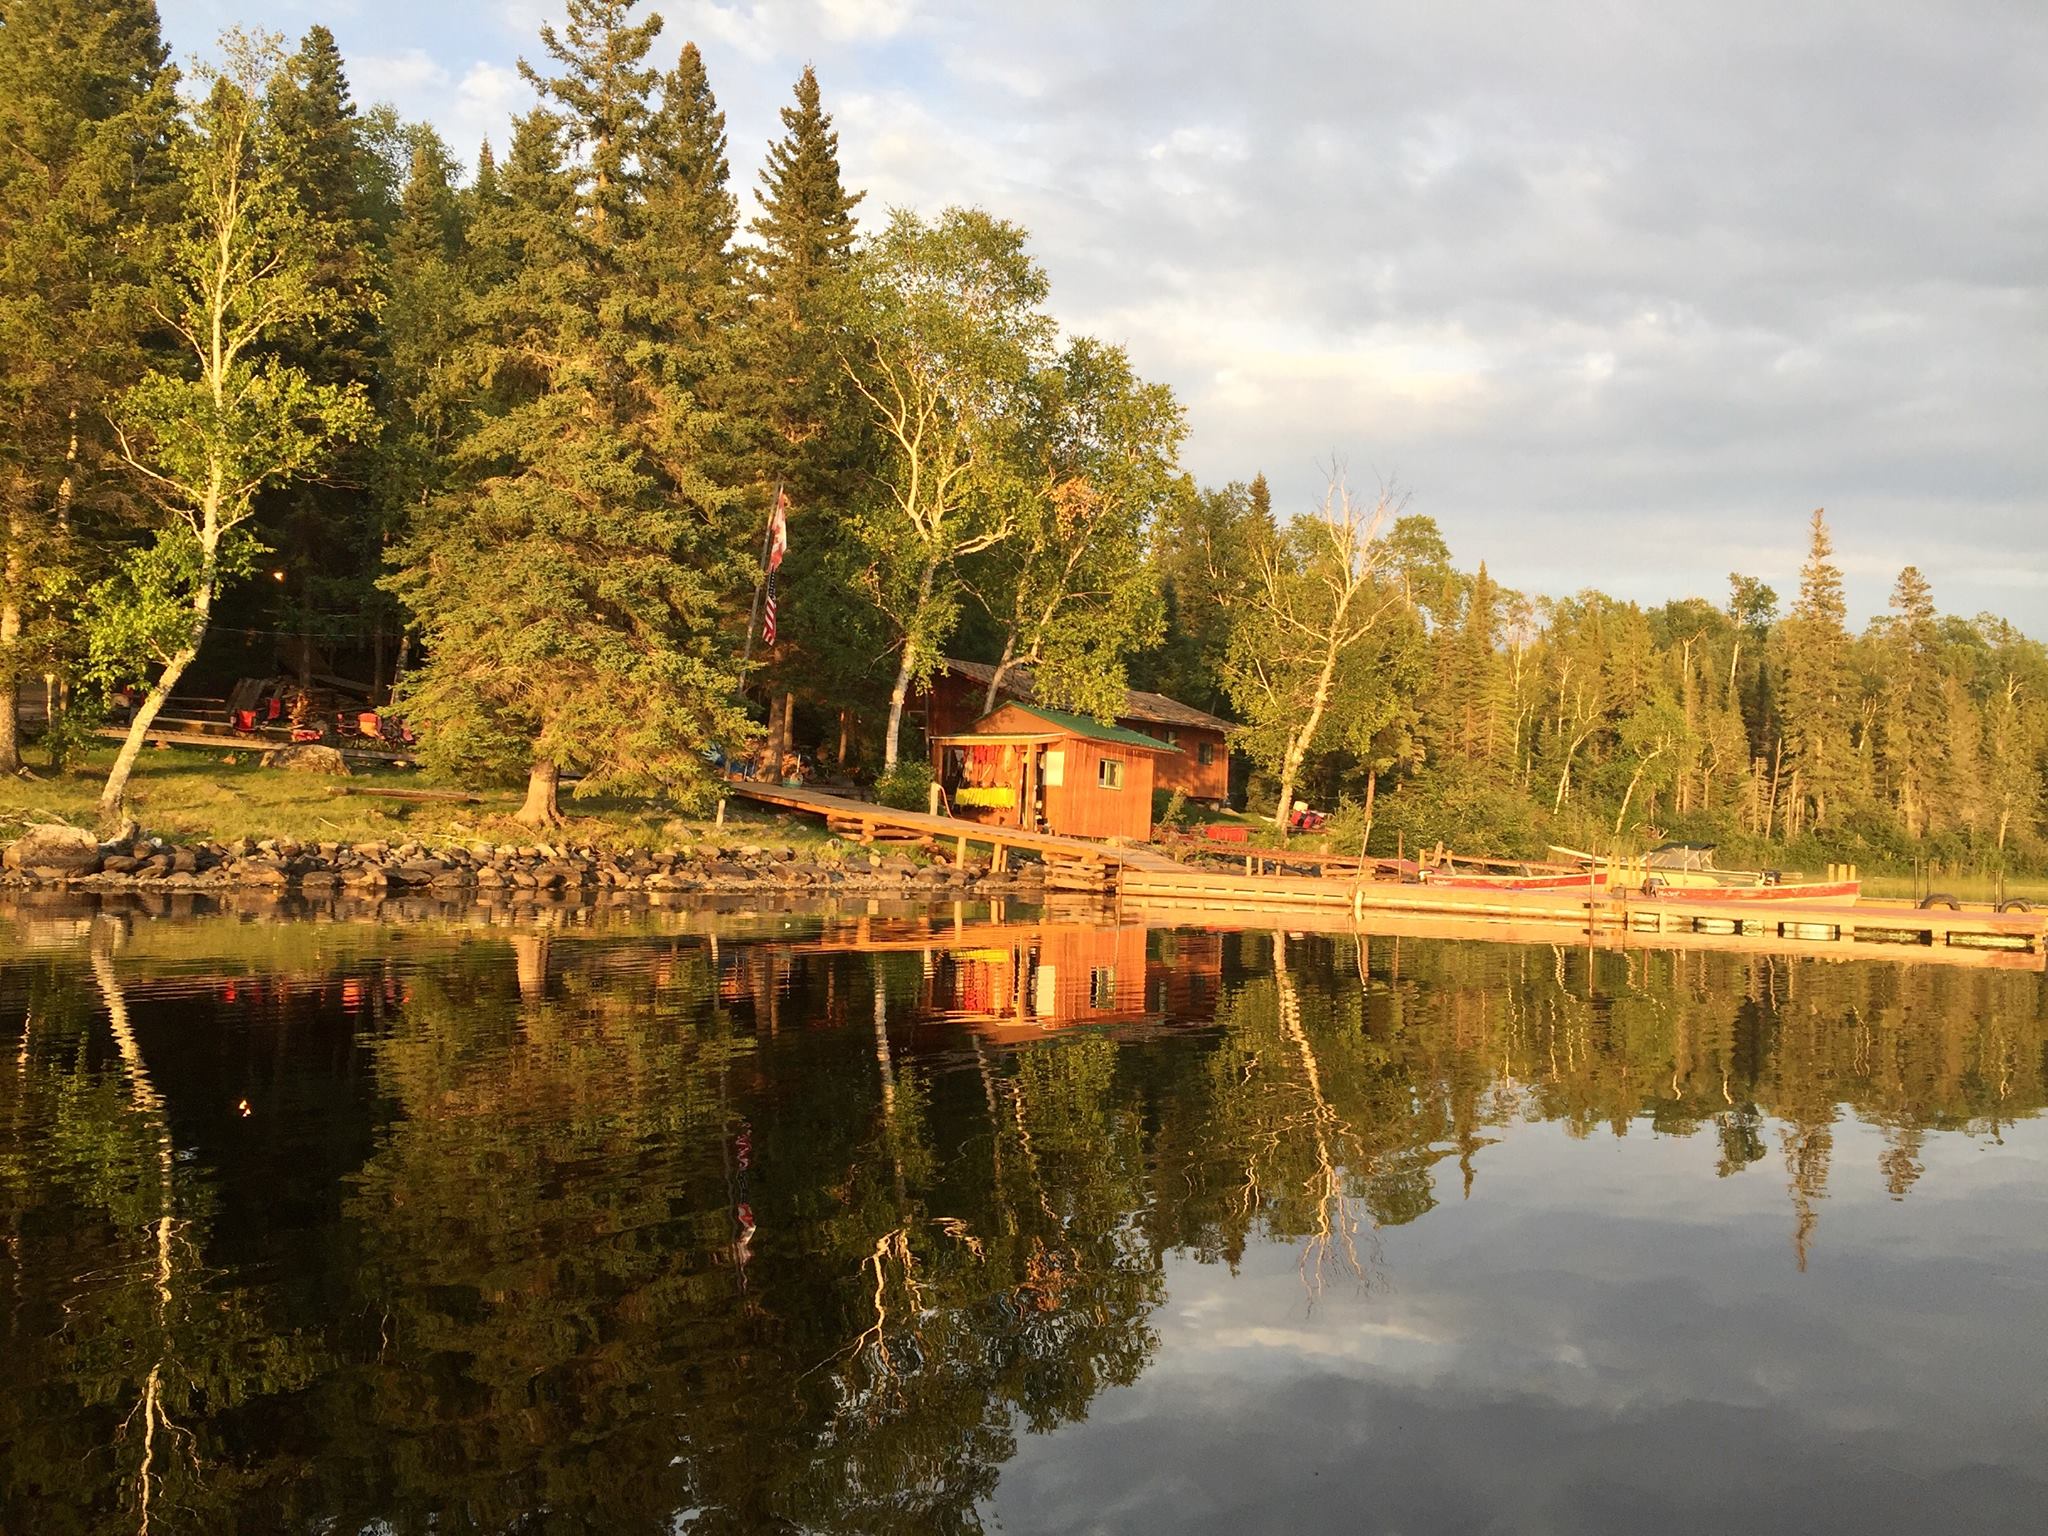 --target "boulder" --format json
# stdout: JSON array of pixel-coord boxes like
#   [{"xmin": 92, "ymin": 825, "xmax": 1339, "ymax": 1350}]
[
  {"xmin": 2, "ymin": 824, "xmax": 103, "ymax": 876},
  {"xmin": 266, "ymin": 741, "xmax": 350, "ymax": 774},
  {"xmin": 235, "ymin": 858, "xmax": 290, "ymax": 887}
]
